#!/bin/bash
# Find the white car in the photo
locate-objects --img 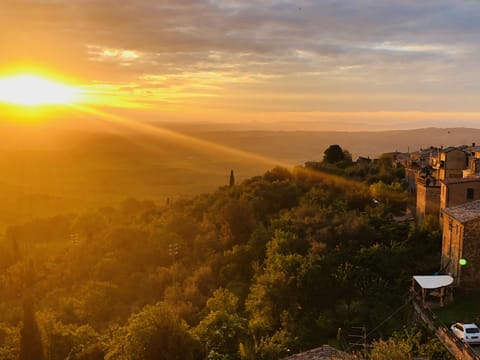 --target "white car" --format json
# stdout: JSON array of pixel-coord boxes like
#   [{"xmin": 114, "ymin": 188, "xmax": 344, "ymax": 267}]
[{"xmin": 450, "ymin": 323, "xmax": 480, "ymax": 344}]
